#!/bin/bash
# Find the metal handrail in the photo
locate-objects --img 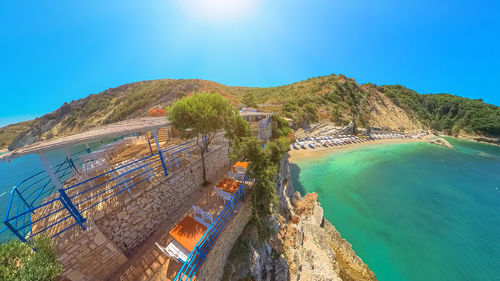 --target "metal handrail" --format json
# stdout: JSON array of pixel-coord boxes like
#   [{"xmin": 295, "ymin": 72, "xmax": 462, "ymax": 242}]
[
  {"xmin": 1, "ymin": 139, "xmax": 198, "ymax": 243},
  {"xmin": 173, "ymin": 178, "xmax": 246, "ymax": 281}
]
